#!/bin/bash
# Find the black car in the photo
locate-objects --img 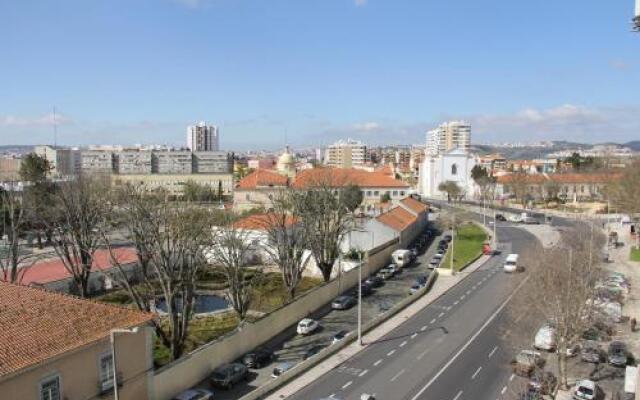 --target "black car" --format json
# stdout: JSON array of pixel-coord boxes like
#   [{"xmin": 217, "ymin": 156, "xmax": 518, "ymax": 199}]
[
  {"xmin": 332, "ymin": 330, "xmax": 349, "ymax": 344},
  {"xmin": 303, "ymin": 345, "xmax": 325, "ymax": 360},
  {"xmin": 495, "ymin": 214, "xmax": 507, "ymax": 222},
  {"xmin": 352, "ymin": 282, "xmax": 373, "ymax": 297},
  {"xmin": 415, "ymin": 275, "xmax": 429, "ymax": 286},
  {"xmin": 242, "ymin": 349, "xmax": 273, "ymax": 369},
  {"xmin": 332, "ymin": 295, "xmax": 357, "ymax": 310},
  {"xmin": 581, "ymin": 342, "xmax": 606, "ymax": 364},
  {"xmin": 608, "ymin": 341, "xmax": 629, "ymax": 367},
  {"xmin": 438, "ymin": 239, "xmax": 448, "ymax": 246},
  {"xmin": 365, "ymin": 276, "xmax": 384, "ymax": 287},
  {"xmin": 444, "ymin": 234, "xmax": 453, "ymax": 242},
  {"xmin": 209, "ymin": 363, "xmax": 248, "ymax": 389}
]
